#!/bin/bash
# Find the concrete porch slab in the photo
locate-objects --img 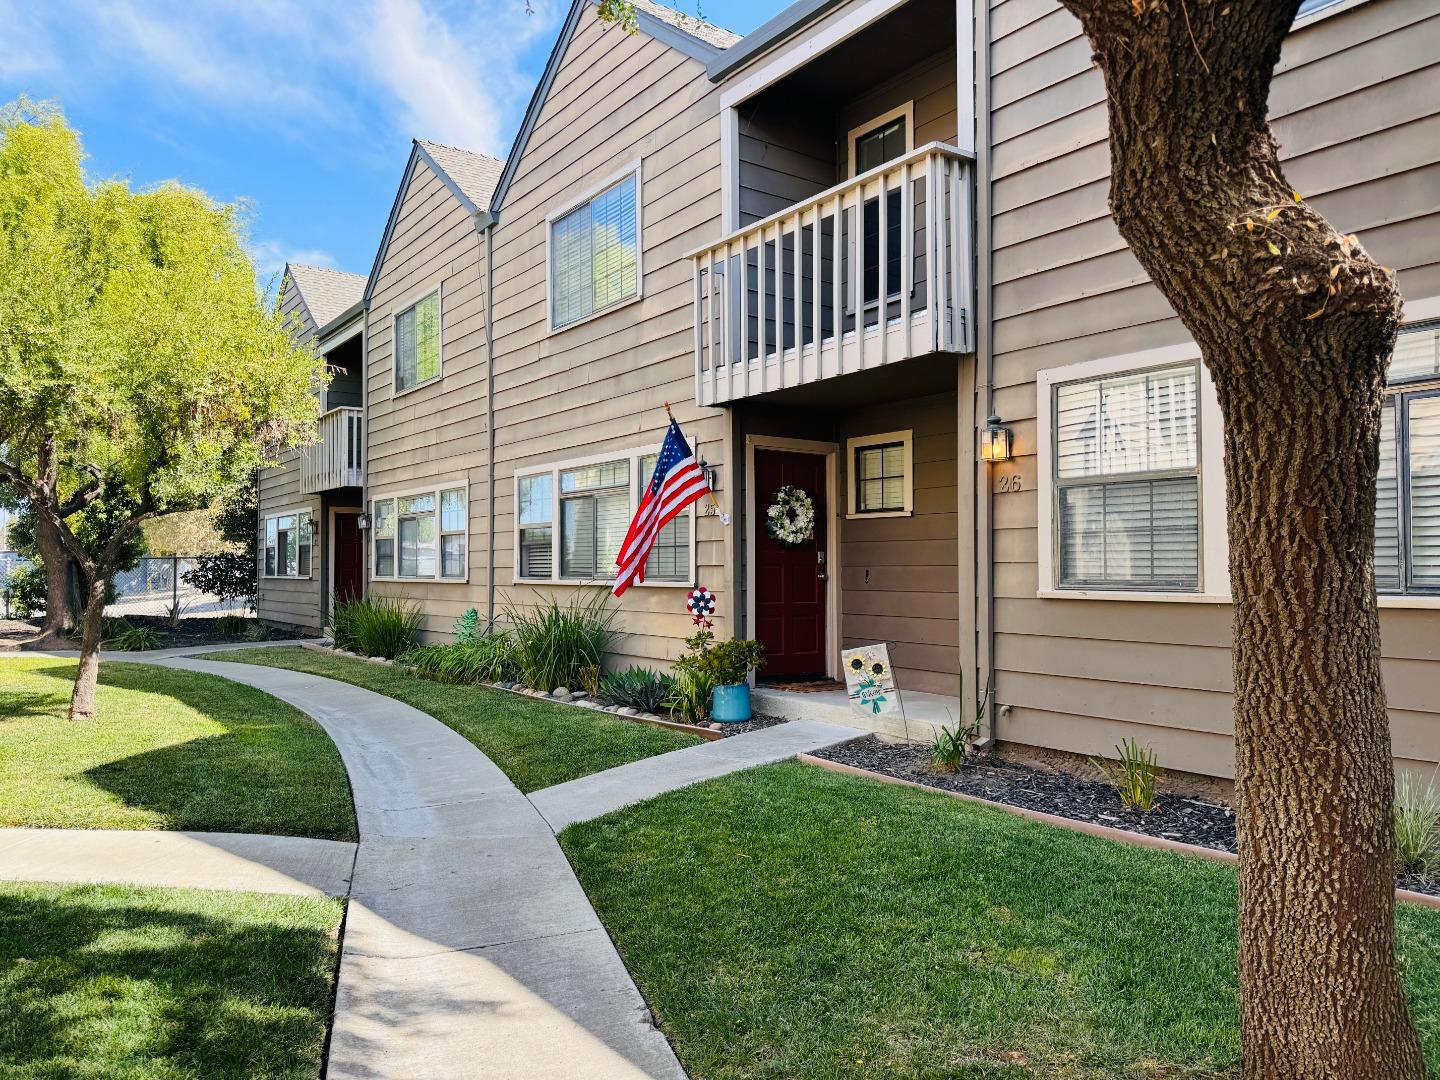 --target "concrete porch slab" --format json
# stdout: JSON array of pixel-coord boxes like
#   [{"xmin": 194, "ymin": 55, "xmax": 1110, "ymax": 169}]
[{"xmin": 752, "ymin": 685, "xmax": 966, "ymax": 742}]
